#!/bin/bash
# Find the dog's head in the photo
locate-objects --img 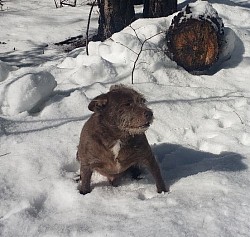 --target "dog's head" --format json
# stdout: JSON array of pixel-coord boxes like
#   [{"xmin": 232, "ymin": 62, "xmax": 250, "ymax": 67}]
[{"xmin": 88, "ymin": 85, "xmax": 153, "ymax": 135}]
